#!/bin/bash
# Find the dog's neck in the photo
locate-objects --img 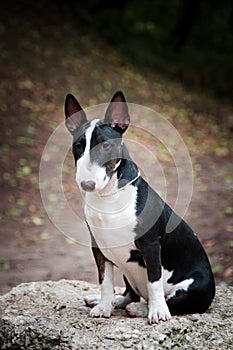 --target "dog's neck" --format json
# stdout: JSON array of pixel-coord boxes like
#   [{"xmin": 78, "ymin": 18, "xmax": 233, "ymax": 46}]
[
  {"xmin": 98, "ymin": 171, "xmax": 140, "ymax": 198},
  {"xmin": 86, "ymin": 150, "xmax": 140, "ymax": 199},
  {"xmin": 84, "ymin": 167, "xmax": 139, "ymax": 218}
]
